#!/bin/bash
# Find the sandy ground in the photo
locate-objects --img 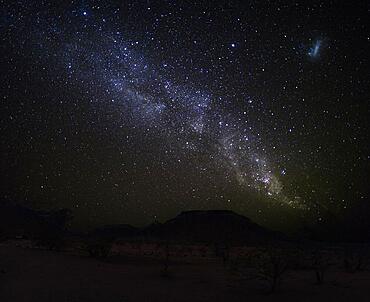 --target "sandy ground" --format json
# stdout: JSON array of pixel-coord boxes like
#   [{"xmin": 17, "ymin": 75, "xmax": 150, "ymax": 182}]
[{"xmin": 1, "ymin": 244, "xmax": 370, "ymax": 302}]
